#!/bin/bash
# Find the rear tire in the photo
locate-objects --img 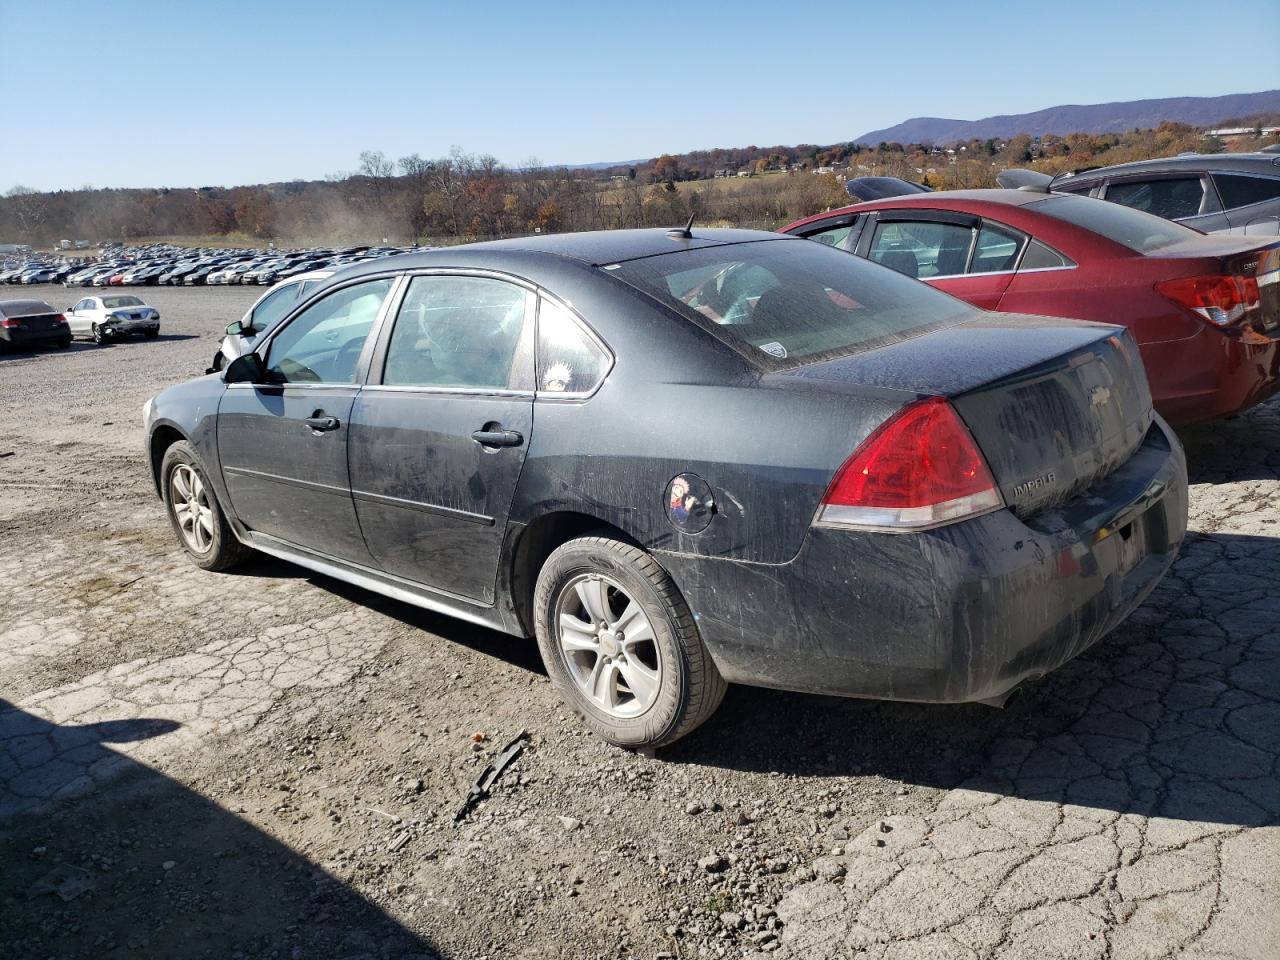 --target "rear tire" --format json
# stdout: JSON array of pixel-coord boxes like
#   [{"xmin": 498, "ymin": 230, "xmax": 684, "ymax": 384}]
[
  {"xmin": 145, "ymin": 328, "xmax": 160, "ymax": 339},
  {"xmin": 160, "ymin": 440, "xmax": 251, "ymax": 572},
  {"xmin": 55, "ymin": 338, "xmax": 71, "ymax": 350},
  {"xmin": 91, "ymin": 323, "xmax": 107, "ymax": 344},
  {"xmin": 534, "ymin": 534, "xmax": 727, "ymax": 749}
]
